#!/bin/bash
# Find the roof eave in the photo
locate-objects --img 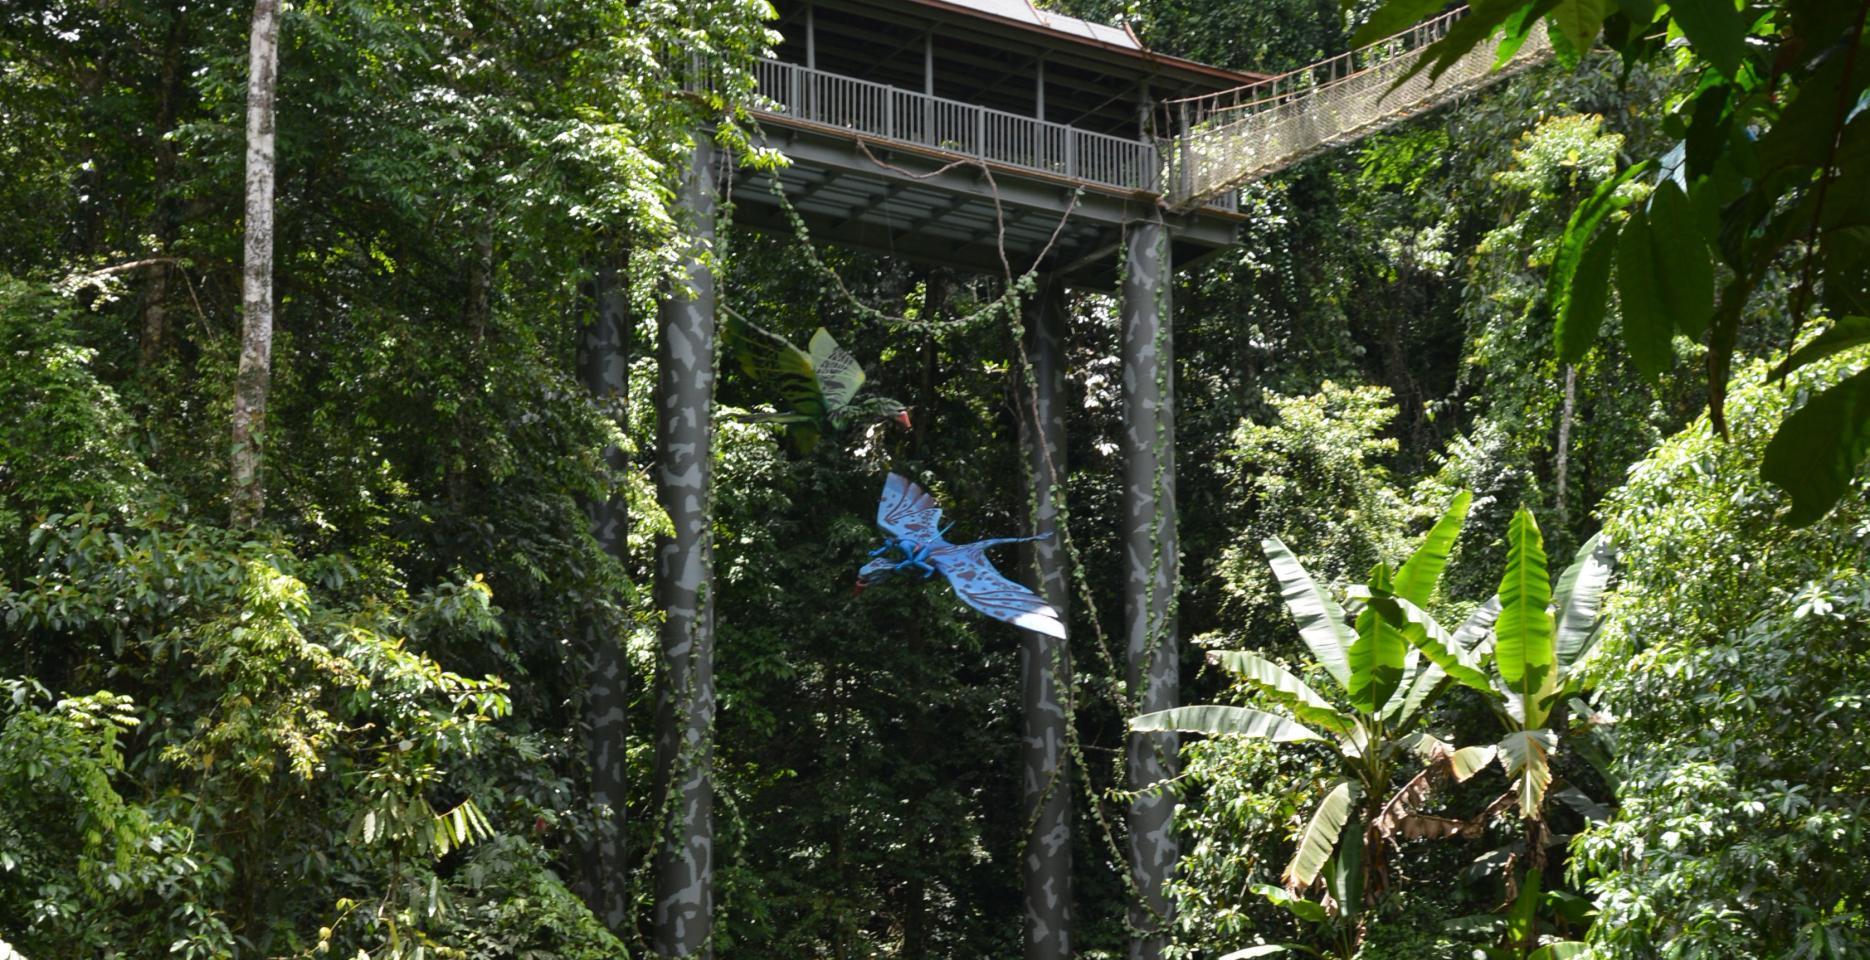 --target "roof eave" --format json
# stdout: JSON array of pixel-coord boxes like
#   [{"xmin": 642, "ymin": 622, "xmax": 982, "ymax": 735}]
[{"xmin": 891, "ymin": 0, "xmax": 1269, "ymax": 89}]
